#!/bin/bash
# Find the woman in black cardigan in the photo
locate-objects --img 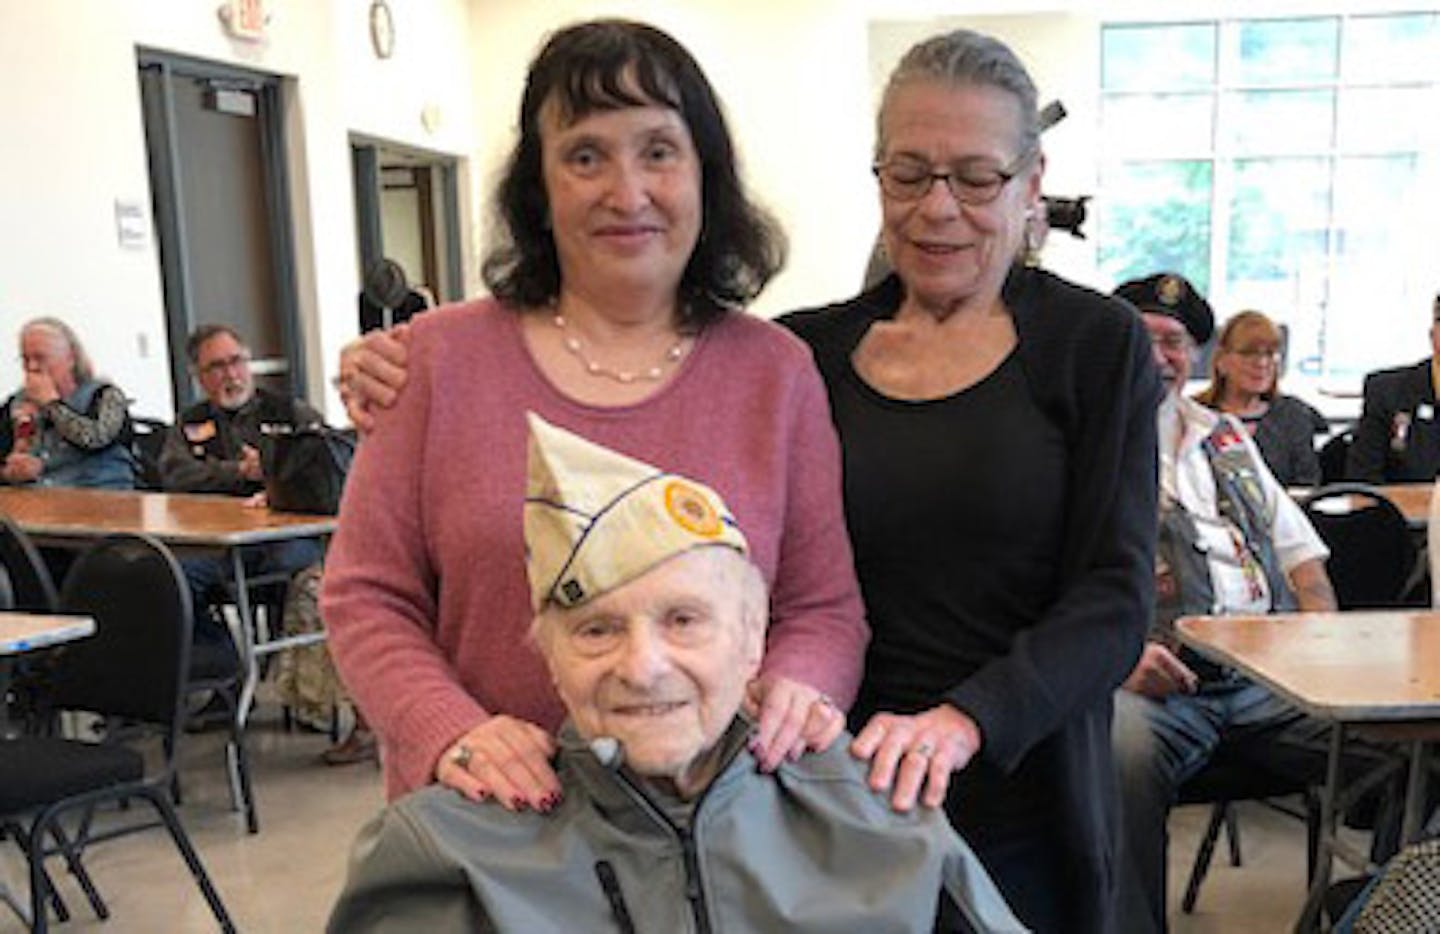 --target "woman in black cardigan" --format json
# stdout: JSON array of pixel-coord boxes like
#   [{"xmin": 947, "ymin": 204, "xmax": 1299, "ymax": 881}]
[{"xmin": 780, "ymin": 30, "xmax": 1158, "ymax": 933}]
